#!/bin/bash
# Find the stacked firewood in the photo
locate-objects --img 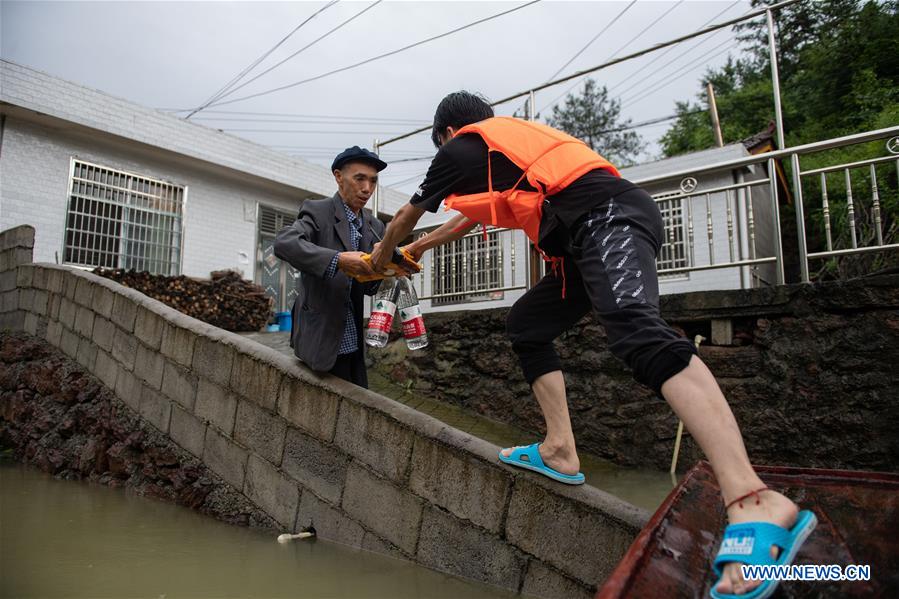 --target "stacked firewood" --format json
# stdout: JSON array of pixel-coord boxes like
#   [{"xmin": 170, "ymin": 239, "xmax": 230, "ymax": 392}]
[{"xmin": 93, "ymin": 268, "xmax": 272, "ymax": 332}]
